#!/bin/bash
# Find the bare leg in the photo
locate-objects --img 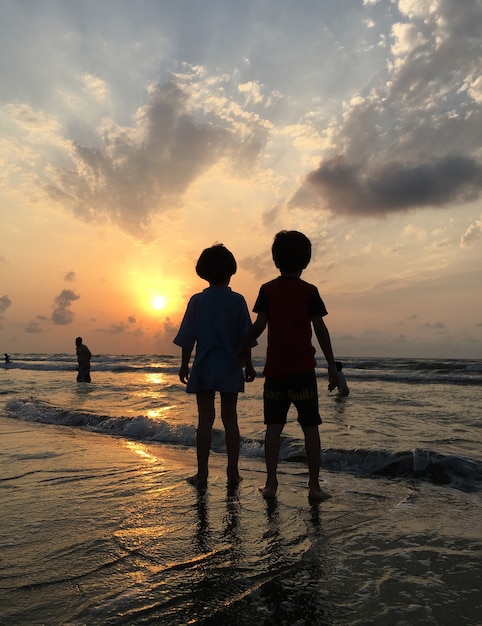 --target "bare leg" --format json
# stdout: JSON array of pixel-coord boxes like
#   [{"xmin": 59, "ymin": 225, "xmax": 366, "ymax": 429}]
[
  {"xmin": 261, "ymin": 423, "xmax": 284, "ymax": 499},
  {"xmin": 220, "ymin": 392, "xmax": 241, "ymax": 486},
  {"xmin": 187, "ymin": 391, "xmax": 215, "ymax": 488},
  {"xmin": 302, "ymin": 424, "xmax": 331, "ymax": 502}
]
